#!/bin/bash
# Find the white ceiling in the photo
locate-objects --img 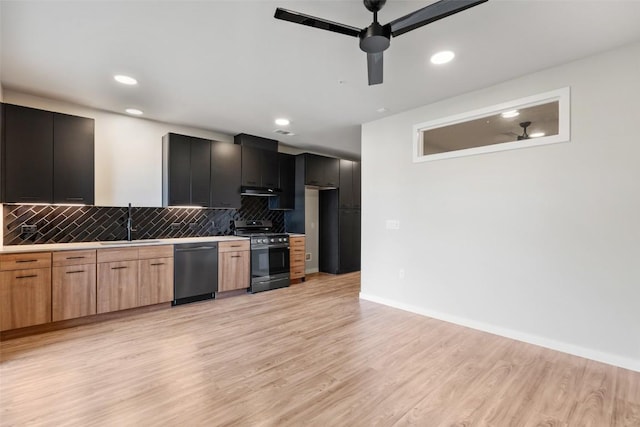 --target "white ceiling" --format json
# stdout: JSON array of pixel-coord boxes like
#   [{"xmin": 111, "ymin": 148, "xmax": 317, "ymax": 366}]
[{"xmin": 2, "ymin": 1, "xmax": 640, "ymax": 159}]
